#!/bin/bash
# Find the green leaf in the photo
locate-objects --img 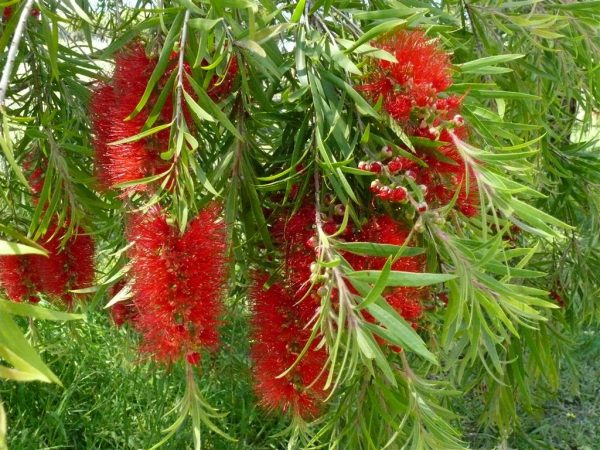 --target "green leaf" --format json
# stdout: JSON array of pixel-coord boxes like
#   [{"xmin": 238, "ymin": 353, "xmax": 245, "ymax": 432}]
[
  {"xmin": 67, "ymin": 0, "xmax": 93, "ymax": 24},
  {"xmin": 235, "ymin": 39, "xmax": 266, "ymax": 58},
  {"xmin": 183, "ymin": 90, "xmax": 215, "ymax": 122},
  {"xmin": 457, "ymin": 54, "xmax": 524, "ymax": 73},
  {"xmin": 186, "ymin": 75, "xmax": 243, "ymax": 140},
  {"xmin": 291, "ymin": 0, "xmax": 306, "ymax": 23},
  {"xmin": 348, "ymin": 270, "xmax": 457, "ymax": 287},
  {"xmin": 0, "ymin": 314, "xmax": 60, "ymax": 385},
  {"xmin": 108, "ymin": 122, "xmax": 173, "ymax": 146},
  {"xmin": 0, "ymin": 240, "xmax": 48, "ymax": 256},
  {"xmin": 367, "ymin": 300, "xmax": 438, "ymax": 365},
  {"xmin": 0, "ymin": 299, "xmax": 84, "ymax": 321},
  {"xmin": 357, "ymin": 257, "xmax": 392, "ymax": 309},
  {"xmin": 344, "ymin": 19, "xmax": 407, "ymax": 53},
  {"xmin": 336, "ymin": 241, "xmax": 424, "ymax": 258},
  {"xmin": 128, "ymin": 12, "xmax": 185, "ymax": 119}
]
